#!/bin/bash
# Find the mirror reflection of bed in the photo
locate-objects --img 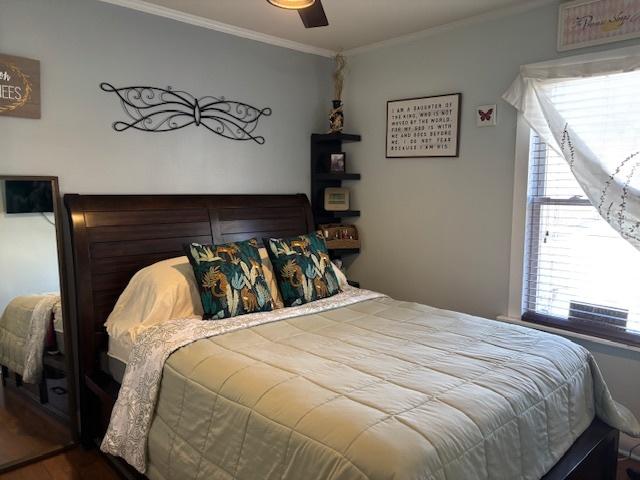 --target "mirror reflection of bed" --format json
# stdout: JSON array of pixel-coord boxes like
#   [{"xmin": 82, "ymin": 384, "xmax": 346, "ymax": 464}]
[{"xmin": 0, "ymin": 176, "xmax": 74, "ymax": 473}]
